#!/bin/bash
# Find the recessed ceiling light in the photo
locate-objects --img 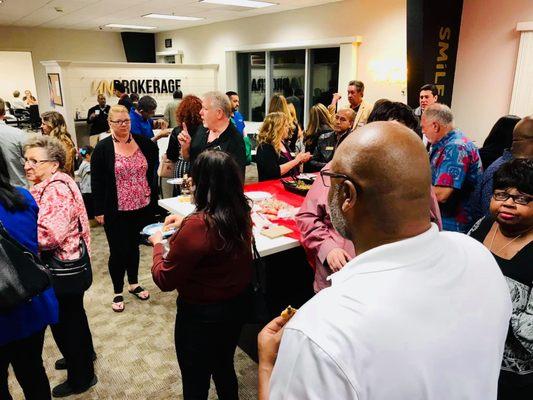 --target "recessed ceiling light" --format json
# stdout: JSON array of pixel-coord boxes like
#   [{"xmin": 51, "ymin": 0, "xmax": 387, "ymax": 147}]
[
  {"xmin": 142, "ymin": 13, "xmax": 204, "ymax": 21},
  {"xmin": 199, "ymin": 0, "xmax": 276, "ymax": 8},
  {"xmin": 105, "ymin": 24, "xmax": 157, "ymax": 30}
]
